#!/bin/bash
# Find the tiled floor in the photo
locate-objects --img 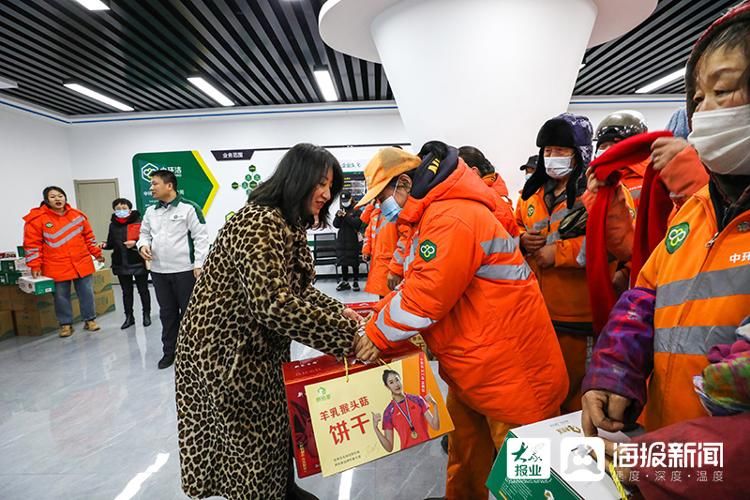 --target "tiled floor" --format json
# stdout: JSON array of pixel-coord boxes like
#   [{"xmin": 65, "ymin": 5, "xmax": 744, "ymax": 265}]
[{"xmin": 0, "ymin": 280, "xmax": 449, "ymax": 500}]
